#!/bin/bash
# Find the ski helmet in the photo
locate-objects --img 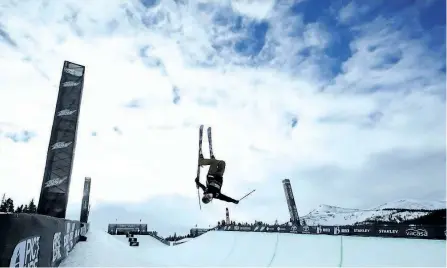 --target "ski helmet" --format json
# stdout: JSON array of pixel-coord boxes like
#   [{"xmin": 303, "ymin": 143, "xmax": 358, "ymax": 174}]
[{"xmin": 202, "ymin": 193, "xmax": 213, "ymax": 204}]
